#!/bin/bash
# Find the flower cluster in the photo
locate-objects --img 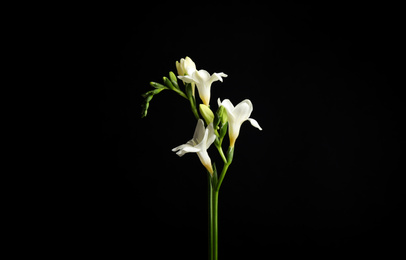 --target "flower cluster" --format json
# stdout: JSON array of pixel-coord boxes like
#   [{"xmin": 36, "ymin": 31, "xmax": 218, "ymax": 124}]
[{"xmin": 142, "ymin": 56, "xmax": 262, "ymax": 179}]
